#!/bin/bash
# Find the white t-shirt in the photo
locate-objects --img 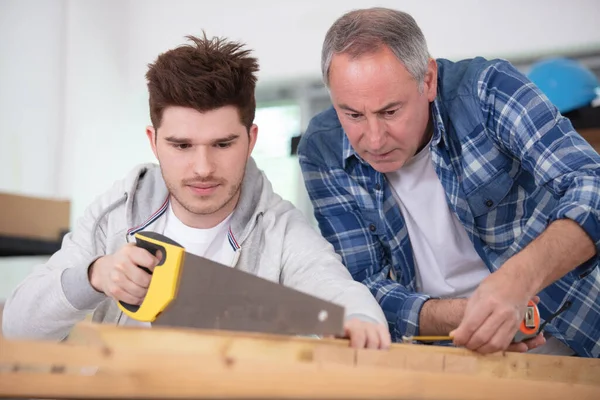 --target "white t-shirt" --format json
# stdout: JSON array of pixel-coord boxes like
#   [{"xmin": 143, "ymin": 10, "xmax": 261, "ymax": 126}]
[
  {"xmin": 122, "ymin": 203, "xmax": 233, "ymax": 328},
  {"xmin": 162, "ymin": 203, "xmax": 233, "ymax": 265},
  {"xmin": 385, "ymin": 143, "xmax": 490, "ymax": 299},
  {"xmin": 386, "ymin": 142, "xmax": 573, "ymax": 355}
]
